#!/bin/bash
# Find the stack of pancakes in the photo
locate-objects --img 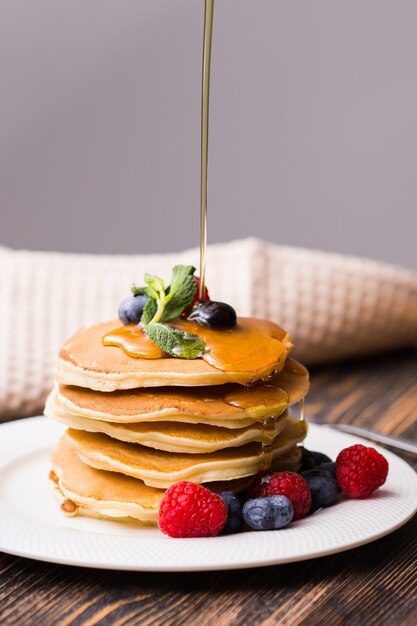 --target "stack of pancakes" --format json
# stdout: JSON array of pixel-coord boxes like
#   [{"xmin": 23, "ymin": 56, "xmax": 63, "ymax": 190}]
[{"xmin": 45, "ymin": 318, "xmax": 309, "ymax": 525}]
